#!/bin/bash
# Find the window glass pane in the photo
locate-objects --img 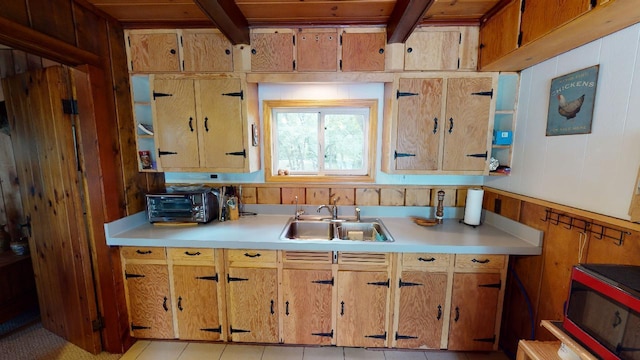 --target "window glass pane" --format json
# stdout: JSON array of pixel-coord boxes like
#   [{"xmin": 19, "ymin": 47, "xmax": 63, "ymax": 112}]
[
  {"xmin": 324, "ymin": 113, "xmax": 365, "ymax": 171},
  {"xmin": 275, "ymin": 112, "xmax": 319, "ymax": 172}
]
